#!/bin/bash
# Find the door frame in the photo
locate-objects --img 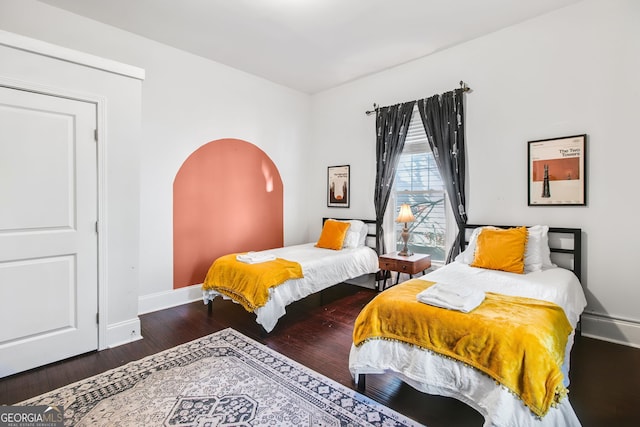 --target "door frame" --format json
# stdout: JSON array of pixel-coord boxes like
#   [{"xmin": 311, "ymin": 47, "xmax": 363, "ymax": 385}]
[{"xmin": 0, "ymin": 76, "xmax": 109, "ymax": 350}]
